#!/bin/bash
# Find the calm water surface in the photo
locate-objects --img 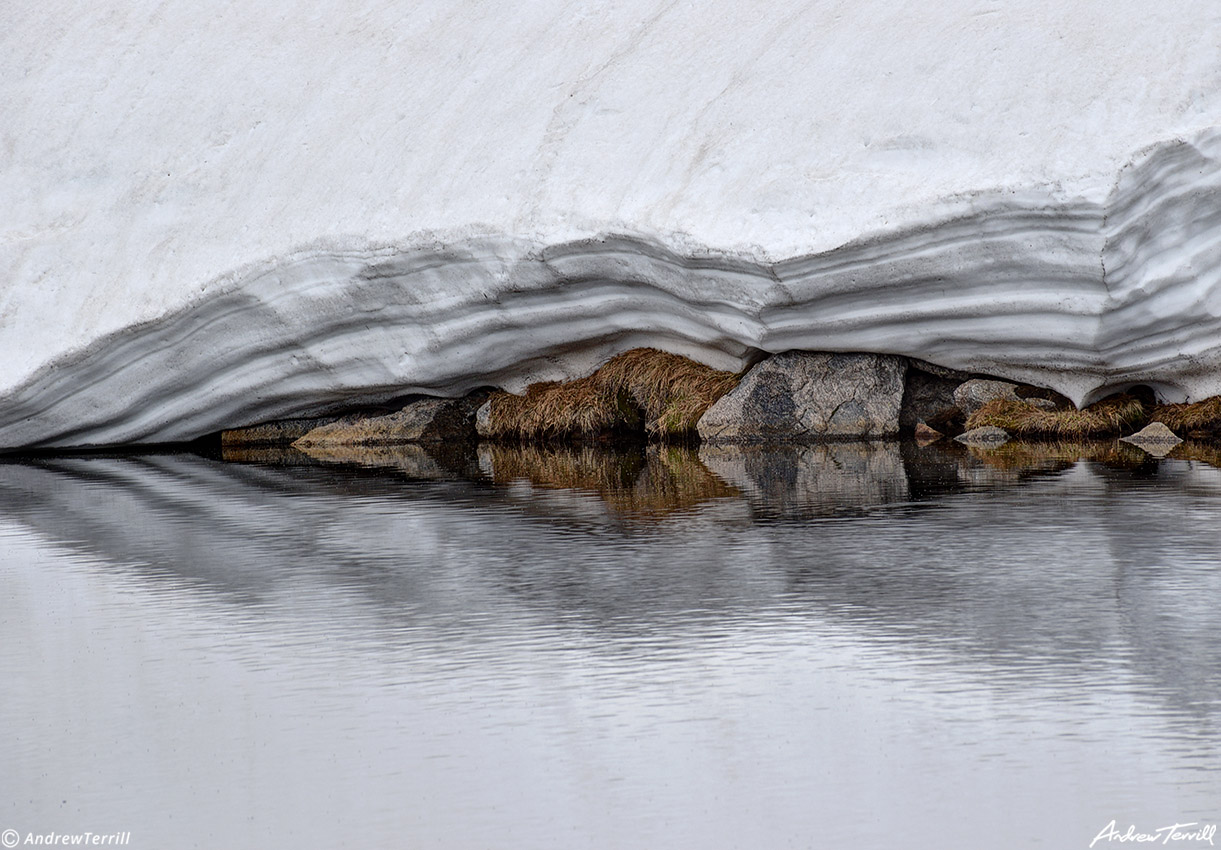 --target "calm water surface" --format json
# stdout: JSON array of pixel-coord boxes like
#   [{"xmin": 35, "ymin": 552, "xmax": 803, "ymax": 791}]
[{"xmin": 2, "ymin": 441, "xmax": 1220, "ymax": 849}]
